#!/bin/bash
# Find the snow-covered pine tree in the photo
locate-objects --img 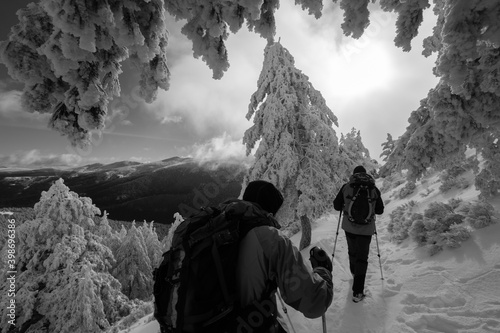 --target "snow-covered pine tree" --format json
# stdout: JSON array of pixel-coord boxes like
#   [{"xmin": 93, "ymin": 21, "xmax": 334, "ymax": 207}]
[
  {"xmin": 243, "ymin": 41, "xmax": 345, "ymax": 250},
  {"xmin": 379, "ymin": 100, "xmax": 428, "ymax": 179},
  {"xmin": 92, "ymin": 210, "xmax": 113, "ymax": 239},
  {"xmin": 111, "ymin": 222, "xmax": 153, "ymax": 301},
  {"xmin": 336, "ymin": 0, "xmax": 371, "ymax": 39},
  {"xmin": 380, "ymin": 133, "xmax": 395, "ymax": 162},
  {"xmin": 0, "ymin": 179, "xmax": 130, "ymax": 333},
  {"xmin": 379, "ymin": 133, "xmax": 402, "ymax": 178},
  {"xmin": 338, "ymin": 128, "xmax": 378, "ymax": 174},
  {"xmin": 0, "ymin": 0, "xmax": 170, "ymax": 148},
  {"xmin": 379, "ymin": 0, "xmax": 431, "ymax": 52},
  {"xmin": 106, "ymin": 223, "xmax": 127, "ymax": 263},
  {"xmin": 383, "ymin": 1, "xmax": 500, "ymax": 191},
  {"xmin": 475, "ymin": 136, "xmax": 500, "ymax": 197},
  {"xmin": 139, "ymin": 221, "xmax": 163, "ymax": 269},
  {"xmin": 118, "ymin": 224, "xmax": 128, "ymax": 239}
]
